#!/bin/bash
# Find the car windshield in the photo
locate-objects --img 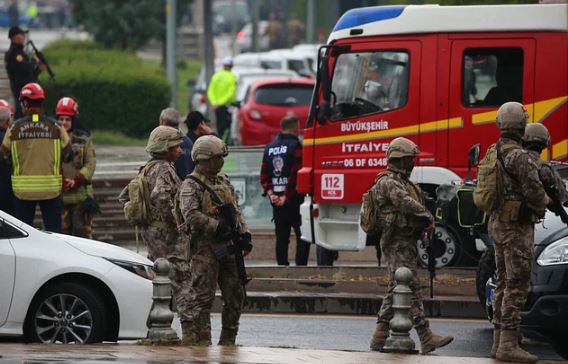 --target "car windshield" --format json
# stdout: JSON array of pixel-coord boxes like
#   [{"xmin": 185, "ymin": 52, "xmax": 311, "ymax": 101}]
[
  {"xmin": 330, "ymin": 51, "xmax": 409, "ymax": 120},
  {"xmin": 254, "ymin": 84, "xmax": 313, "ymax": 106},
  {"xmin": 288, "ymin": 59, "xmax": 309, "ymax": 75}
]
